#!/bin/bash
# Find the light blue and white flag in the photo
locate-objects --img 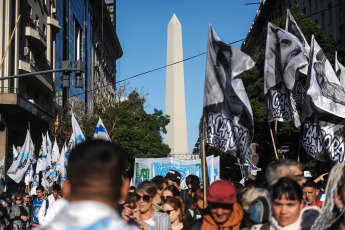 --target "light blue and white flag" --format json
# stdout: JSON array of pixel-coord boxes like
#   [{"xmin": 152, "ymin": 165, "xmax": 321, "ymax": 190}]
[
  {"xmin": 93, "ymin": 118, "xmax": 110, "ymax": 141},
  {"xmin": 30, "ymin": 173, "xmax": 39, "ymax": 196},
  {"xmin": 57, "ymin": 144, "xmax": 67, "ymax": 185},
  {"xmin": 36, "ymin": 134, "xmax": 47, "ymax": 173},
  {"xmin": 51, "ymin": 138, "xmax": 60, "ymax": 164},
  {"xmin": 7, "ymin": 130, "xmax": 35, "ymax": 183},
  {"xmin": 46, "ymin": 131, "xmax": 52, "ymax": 165},
  {"xmin": 72, "ymin": 112, "xmax": 85, "ymax": 145},
  {"xmin": 24, "ymin": 164, "xmax": 34, "ymax": 185}
]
